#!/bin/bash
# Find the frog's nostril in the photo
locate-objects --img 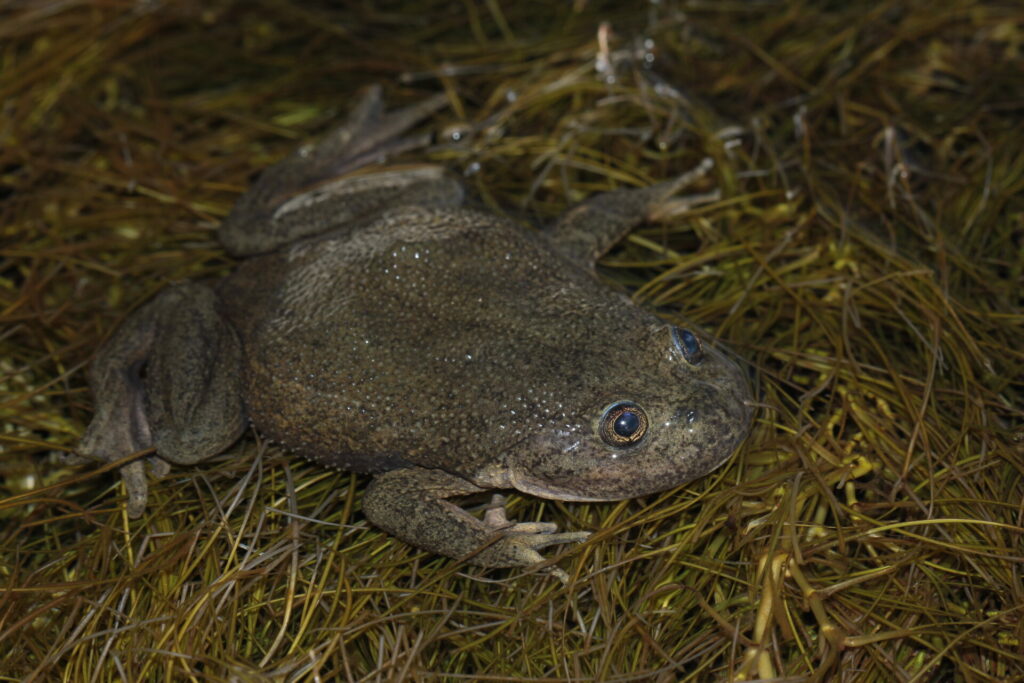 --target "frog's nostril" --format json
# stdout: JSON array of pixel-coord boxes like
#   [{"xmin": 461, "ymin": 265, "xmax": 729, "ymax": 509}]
[{"xmin": 671, "ymin": 407, "xmax": 700, "ymax": 426}]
